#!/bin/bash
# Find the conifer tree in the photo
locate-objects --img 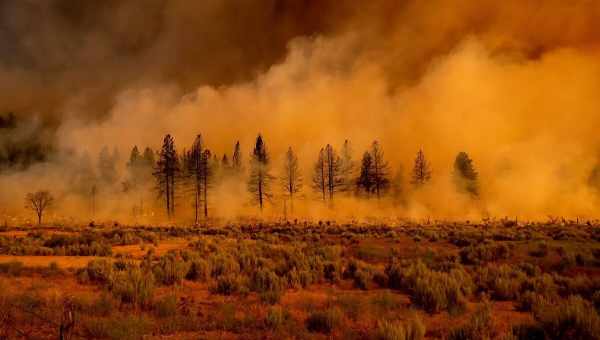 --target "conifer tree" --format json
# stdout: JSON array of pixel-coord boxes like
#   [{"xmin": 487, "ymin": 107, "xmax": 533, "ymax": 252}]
[
  {"xmin": 187, "ymin": 134, "xmax": 212, "ymax": 223},
  {"xmin": 312, "ymin": 148, "xmax": 327, "ymax": 201},
  {"xmin": 281, "ymin": 146, "xmax": 302, "ymax": 214},
  {"xmin": 356, "ymin": 151, "xmax": 374, "ymax": 194},
  {"xmin": 370, "ymin": 141, "xmax": 390, "ymax": 199},
  {"xmin": 232, "ymin": 141, "xmax": 243, "ymax": 174},
  {"xmin": 154, "ymin": 134, "xmax": 179, "ymax": 219},
  {"xmin": 340, "ymin": 139, "xmax": 355, "ymax": 192},
  {"xmin": 411, "ymin": 149, "xmax": 431, "ymax": 188},
  {"xmin": 248, "ymin": 135, "xmax": 273, "ymax": 211},
  {"xmin": 453, "ymin": 152, "xmax": 479, "ymax": 197}
]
